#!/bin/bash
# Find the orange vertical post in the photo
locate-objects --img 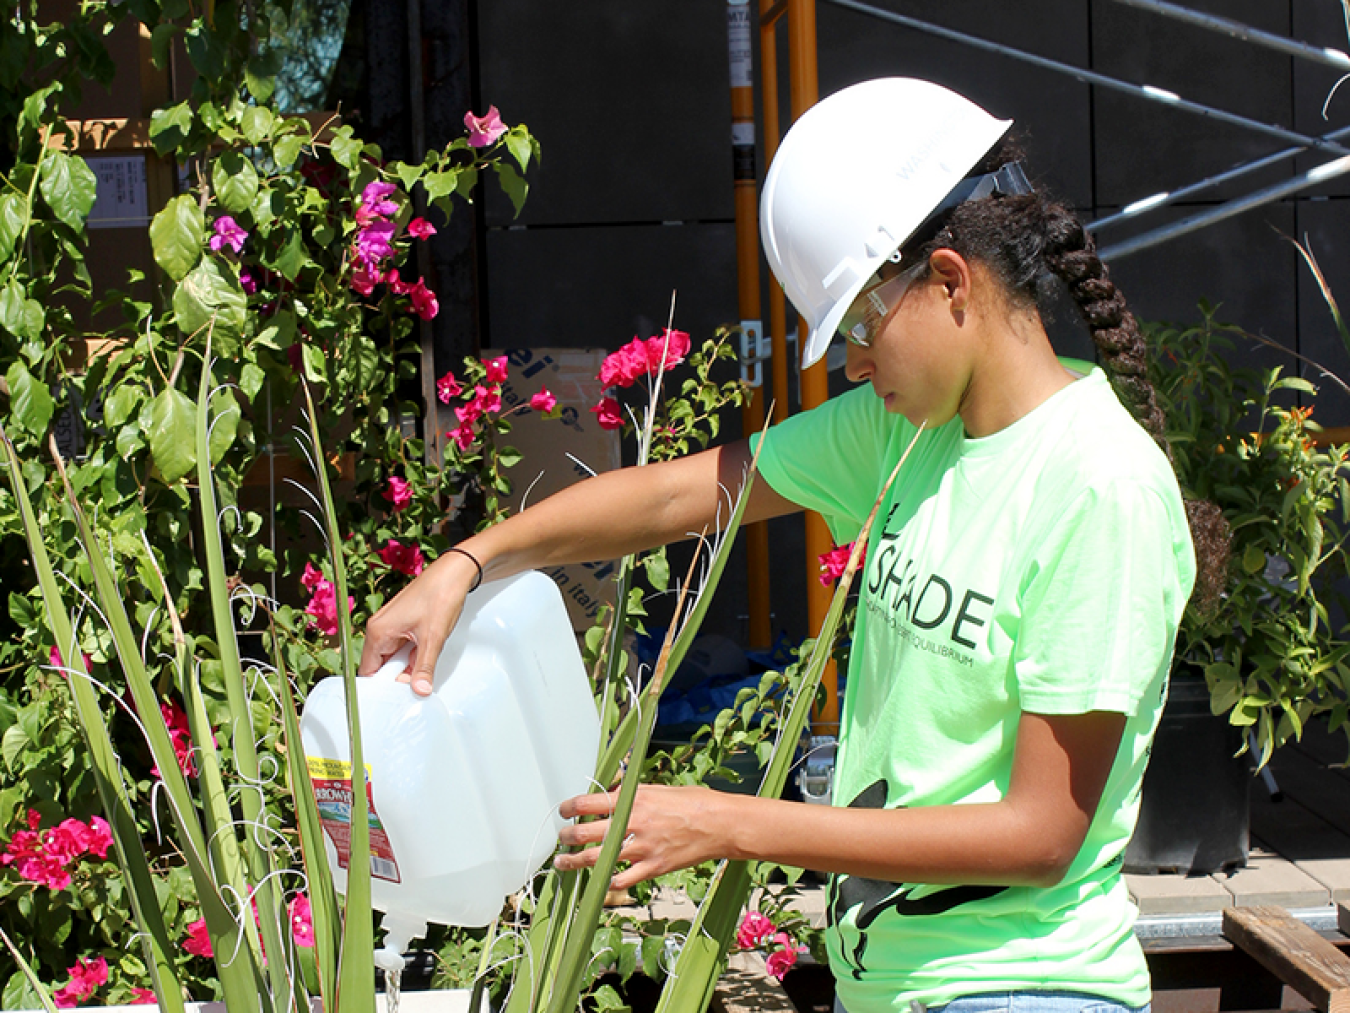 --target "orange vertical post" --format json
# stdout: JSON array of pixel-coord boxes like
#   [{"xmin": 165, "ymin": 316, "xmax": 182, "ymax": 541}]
[
  {"xmin": 785, "ymin": 0, "xmax": 838, "ymax": 735},
  {"xmin": 727, "ymin": 0, "xmax": 772, "ymax": 650}
]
